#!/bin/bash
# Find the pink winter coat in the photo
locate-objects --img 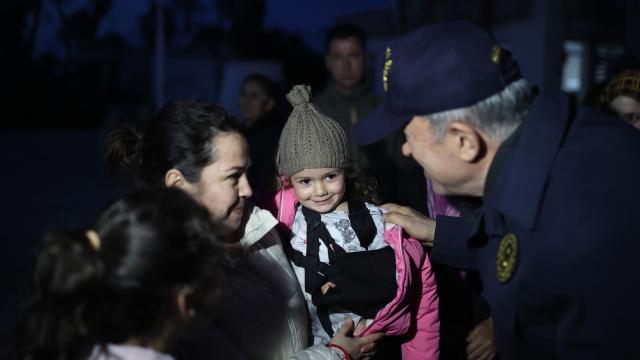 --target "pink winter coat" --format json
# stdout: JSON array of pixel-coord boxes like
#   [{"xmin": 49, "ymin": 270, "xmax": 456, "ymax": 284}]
[{"xmin": 270, "ymin": 188, "xmax": 440, "ymax": 360}]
